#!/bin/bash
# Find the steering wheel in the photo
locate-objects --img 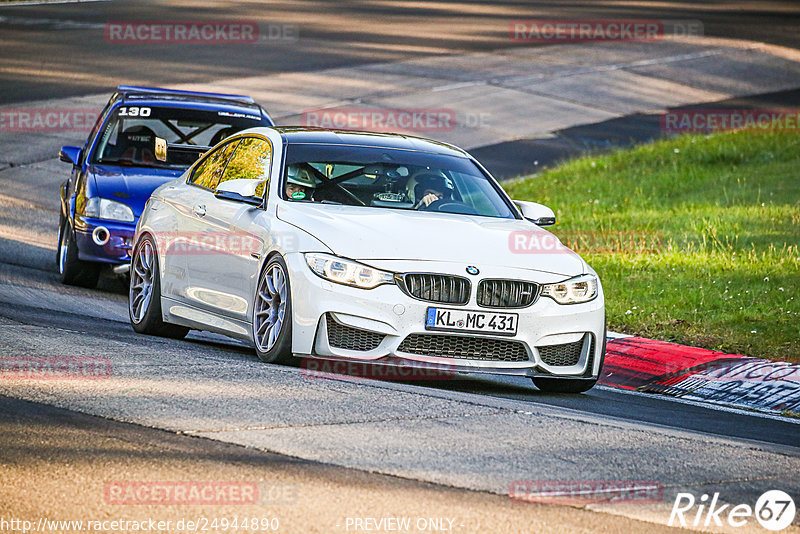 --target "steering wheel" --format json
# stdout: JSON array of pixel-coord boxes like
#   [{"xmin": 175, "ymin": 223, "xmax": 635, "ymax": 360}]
[
  {"xmin": 421, "ymin": 199, "xmax": 480, "ymax": 215},
  {"xmin": 310, "ymin": 175, "xmax": 366, "ymax": 206}
]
